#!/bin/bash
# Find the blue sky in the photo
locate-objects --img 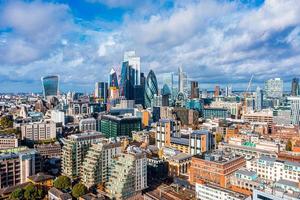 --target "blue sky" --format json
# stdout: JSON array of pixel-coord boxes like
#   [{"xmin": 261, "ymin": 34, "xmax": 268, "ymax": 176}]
[{"xmin": 0, "ymin": 0, "xmax": 300, "ymax": 93}]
